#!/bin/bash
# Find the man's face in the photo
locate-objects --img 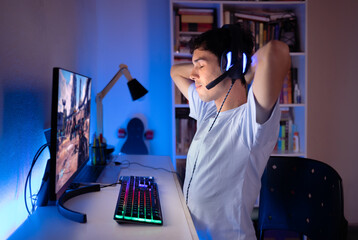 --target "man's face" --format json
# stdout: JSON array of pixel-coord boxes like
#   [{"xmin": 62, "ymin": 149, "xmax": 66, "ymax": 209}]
[{"xmin": 191, "ymin": 48, "xmax": 230, "ymax": 102}]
